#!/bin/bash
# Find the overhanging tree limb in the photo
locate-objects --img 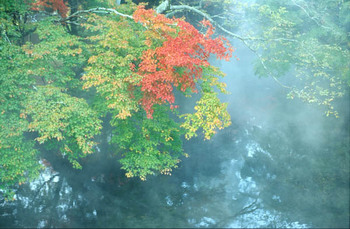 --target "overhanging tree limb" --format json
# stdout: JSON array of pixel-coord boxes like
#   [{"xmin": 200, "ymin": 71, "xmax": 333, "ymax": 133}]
[
  {"xmin": 168, "ymin": 4, "xmax": 247, "ymax": 41},
  {"xmin": 57, "ymin": 1, "xmax": 293, "ymax": 90},
  {"xmin": 60, "ymin": 7, "xmax": 133, "ymax": 23},
  {"xmin": 161, "ymin": 2, "xmax": 293, "ymax": 89},
  {"xmin": 165, "ymin": 3, "xmax": 298, "ymax": 43}
]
